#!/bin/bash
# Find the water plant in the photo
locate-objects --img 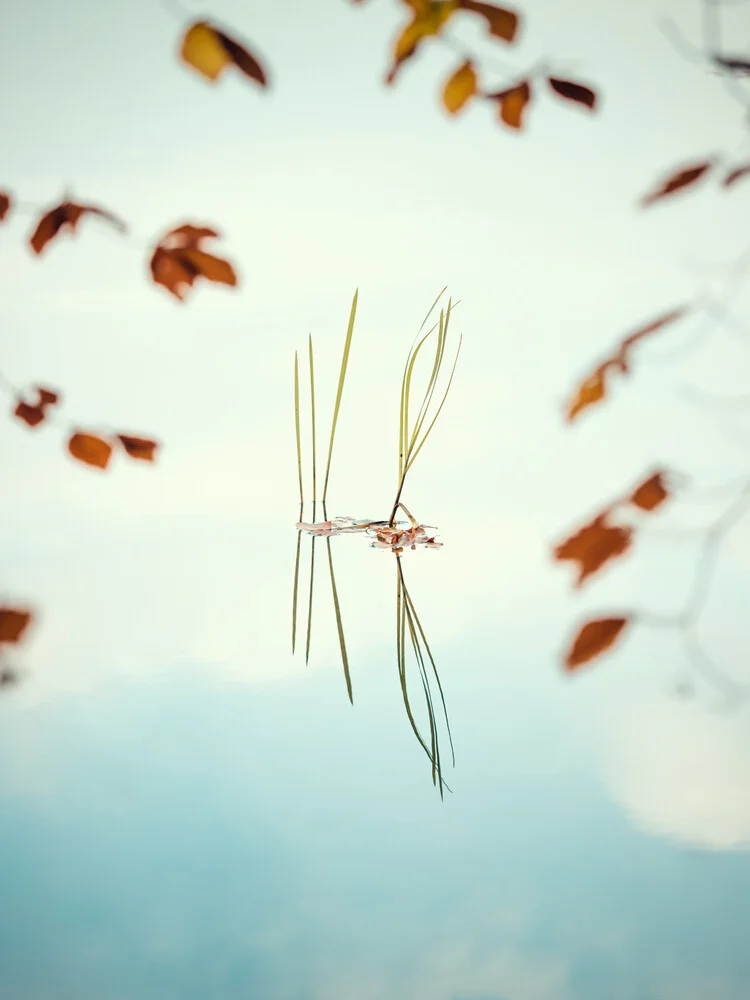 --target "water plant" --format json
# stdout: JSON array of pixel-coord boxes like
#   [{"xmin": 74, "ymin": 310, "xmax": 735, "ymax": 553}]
[{"xmin": 291, "ymin": 288, "xmax": 461, "ymax": 795}]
